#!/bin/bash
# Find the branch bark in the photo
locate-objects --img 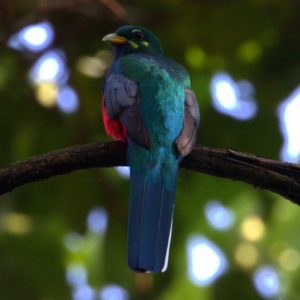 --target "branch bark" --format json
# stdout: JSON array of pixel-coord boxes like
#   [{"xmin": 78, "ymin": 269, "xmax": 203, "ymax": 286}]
[{"xmin": 1, "ymin": 141, "xmax": 300, "ymax": 204}]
